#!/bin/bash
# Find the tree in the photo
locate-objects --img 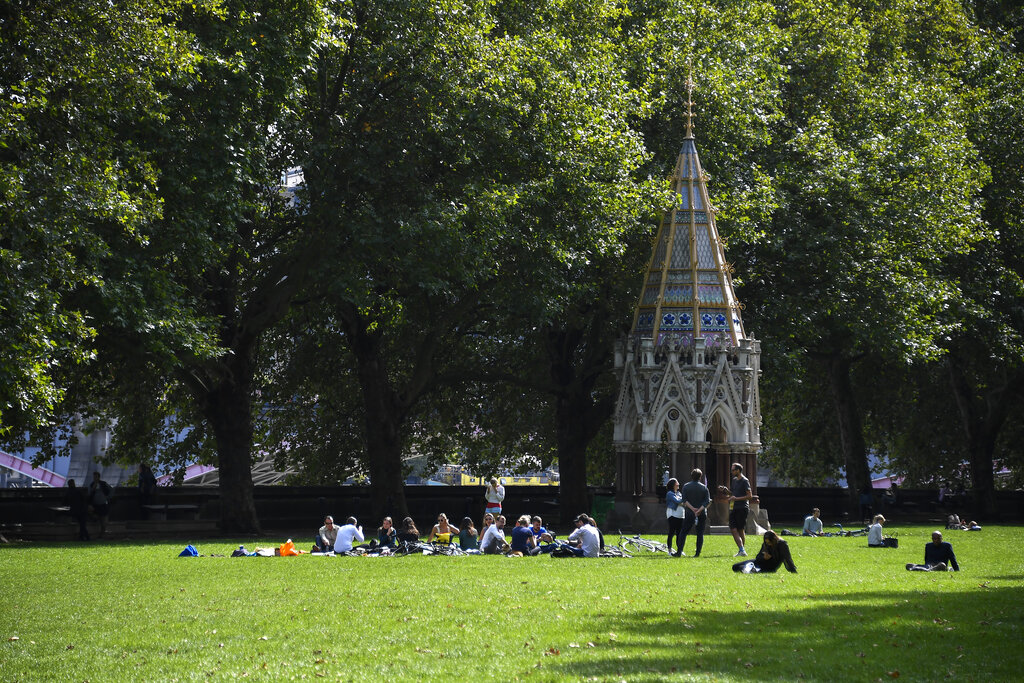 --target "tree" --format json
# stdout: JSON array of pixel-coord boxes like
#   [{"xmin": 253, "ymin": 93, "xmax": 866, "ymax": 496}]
[
  {"xmin": 0, "ymin": 0, "xmax": 193, "ymax": 451},
  {"xmin": 739, "ymin": 0, "xmax": 990, "ymax": 506},
  {"xmin": 54, "ymin": 0, "xmax": 324, "ymax": 533}
]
